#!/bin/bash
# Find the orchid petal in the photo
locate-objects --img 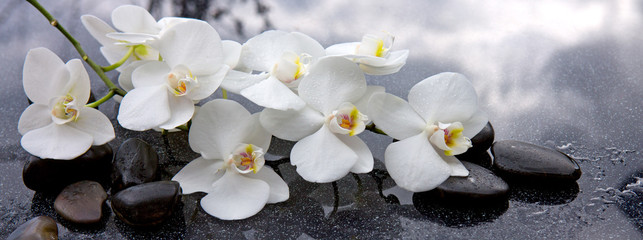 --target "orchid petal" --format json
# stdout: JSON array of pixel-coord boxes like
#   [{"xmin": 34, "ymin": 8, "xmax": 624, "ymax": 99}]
[
  {"xmin": 106, "ymin": 32, "xmax": 157, "ymax": 44},
  {"xmin": 240, "ymin": 76, "xmax": 305, "ymax": 111},
  {"xmin": 241, "ymin": 113, "xmax": 273, "ymax": 152},
  {"xmin": 131, "ymin": 61, "xmax": 171, "ymax": 88},
  {"xmin": 172, "ymin": 157, "xmax": 225, "ymax": 194},
  {"xmin": 384, "ymin": 131, "xmax": 451, "ymax": 192},
  {"xmin": 69, "ymin": 107, "xmax": 115, "ymax": 145},
  {"xmin": 220, "ymin": 70, "xmax": 269, "ymax": 94},
  {"xmin": 21, "ymin": 123, "xmax": 93, "ymax": 160},
  {"xmin": 222, "ymin": 40, "xmax": 242, "ymax": 68},
  {"xmin": 111, "ymin": 5, "xmax": 160, "ymax": 34},
  {"xmin": 260, "ymin": 105, "xmax": 324, "ymax": 141},
  {"xmin": 298, "ymin": 56, "xmax": 367, "ymax": 114},
  {"xmin": 408, "ymin": 72, "xmax": 478, "ymax": 124},
  {"xmin": 189, "ymin": 99, "xmax": 251, "ymax": 160},
  {"xmin": 80, "ymin": 15, "xmax": 116, "ymax": 46},
  {"xmin": 18, "ymin": 104, "xmax": 52, "ymax": 135},
  {"xmin": 184, "ymin": 65, "xmax": 229, "ymax": 101},
  {"xmin": 158, "ymin": 95, "xmax": 194, "ymax": 130},
  {"xmin": 240, "ymin": 30, "xmax": 325, "ymax": 72},
  {"xmin": 23, "ymin": 48, "xmax": 68, "ymax": 104},
  {"xmin": 117, "ymin": 85, "xmax": 170, "ymax": 131},
  {"xmin": 160, "ymin": 20, "xmax": 223, "ymax": 75},
  {"xmin": 118, "ymin": 60, "xmax": 152, "ymax": 92},
  {"xmin": 441, "ymin": 154, "xmax": 469, "ymax": 177},
  {"xmin": 354, "ymin": 85, "xmax": 385, "ymax": 117},
  {"xmin": 337, "ymin": 135, "xmax": 373, "ymax": 174},
  {"xmin": 368, "ymin": 92, "xmax": 425, "ymax": 140},
  {"xmin": 245, "ymin": 166, "xmax": 289, "ymax": 203},
  {"xmin": 325, "ymin": 42, "xmax": 359, "ymax": 56},
  {"xmin": 65, "ymin": 59, "xmax": 91, "ymax": 104},
  {"xmin": 100, "ymin": 45, "xmax": 133, "ymax": 67},
  {"xmin": 461, "ymin": 109, "xmax": 489, "ymax": 139},
  {"xmin": 290, "ymin": 126, "xmax": 358, "ymax": 183},
  {"xmin": 200, "ymin": 170, "xmax": 269, "ymax": 220}
]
